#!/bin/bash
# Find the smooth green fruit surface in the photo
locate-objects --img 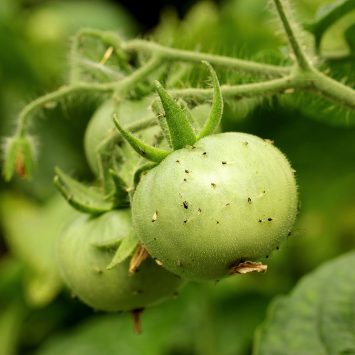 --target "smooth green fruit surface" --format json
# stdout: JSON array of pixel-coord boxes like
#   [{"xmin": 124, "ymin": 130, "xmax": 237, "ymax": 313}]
[
  {"xmin": 132, "ymin": 132, "xmax": 298, "ymax": 280},
  {"xmin": 84, "ymin": 98, "xmax": 158, "ymax": 176},
  {"xmin": 57, "ymin": 210, "xmax": 182, "ymax": 312}
]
